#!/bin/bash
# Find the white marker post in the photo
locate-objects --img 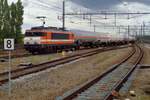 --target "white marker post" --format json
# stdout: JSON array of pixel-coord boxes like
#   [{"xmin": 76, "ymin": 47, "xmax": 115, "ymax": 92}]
[{"xmin": 4, "ymin": 39, "xmax": 14, "ymax": 98}]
